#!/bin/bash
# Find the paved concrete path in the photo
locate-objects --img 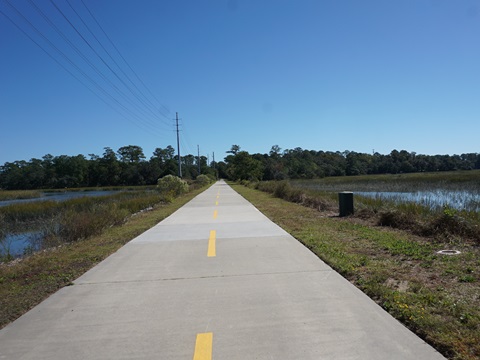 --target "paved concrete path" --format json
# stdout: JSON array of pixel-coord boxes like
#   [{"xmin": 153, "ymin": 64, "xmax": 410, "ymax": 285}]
[{"xmin": 0, "ymin": 181, "xmax": 445, "ymax": 359}]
